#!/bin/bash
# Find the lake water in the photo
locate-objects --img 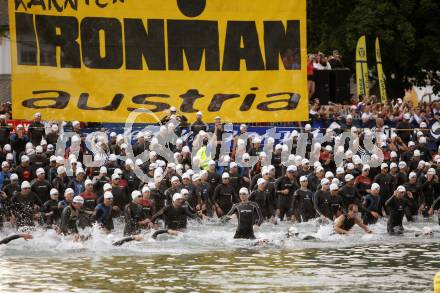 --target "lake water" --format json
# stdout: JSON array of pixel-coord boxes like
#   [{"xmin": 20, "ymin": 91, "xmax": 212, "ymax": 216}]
[{"xmin": 0, "ymin": 218, "xmax": 439, "ymax": 292}]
